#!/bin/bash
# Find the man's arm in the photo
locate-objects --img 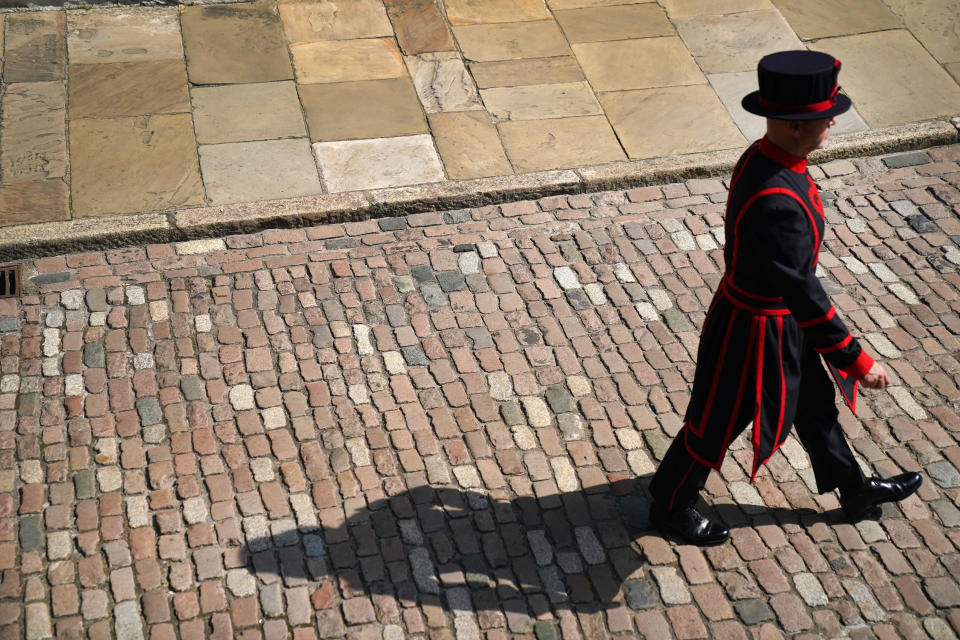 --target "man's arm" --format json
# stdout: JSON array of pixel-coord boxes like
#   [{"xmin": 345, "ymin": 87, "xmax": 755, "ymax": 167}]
[{"xmin": 753, "ymin": 197, "xmax": 882, "ymax": 383}]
